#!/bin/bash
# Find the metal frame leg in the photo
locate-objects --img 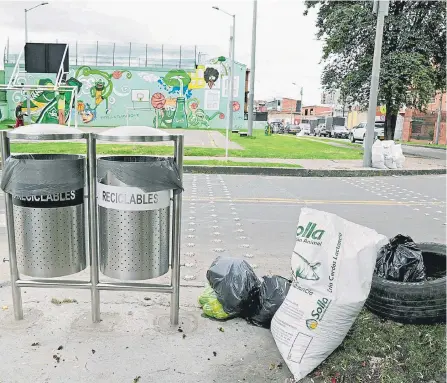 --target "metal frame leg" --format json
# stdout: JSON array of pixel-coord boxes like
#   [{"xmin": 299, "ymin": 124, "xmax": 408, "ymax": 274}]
[
  {"xmin": 170, "ymin": 135, "xmax": 183, "ymax": 325},
  {"xmin": 0, "ymin": 132, "xmax": 23, "ymax": 320},
  {"xmin": 87, "ymin": 134, "xmax": 100, "ymax": 322}
]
